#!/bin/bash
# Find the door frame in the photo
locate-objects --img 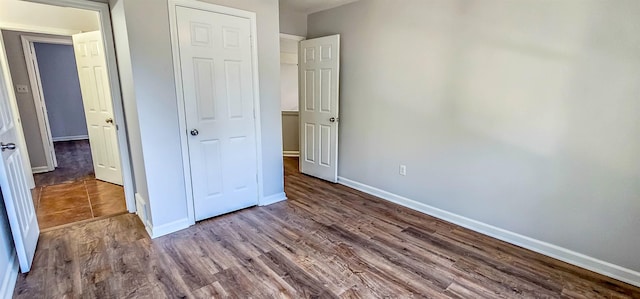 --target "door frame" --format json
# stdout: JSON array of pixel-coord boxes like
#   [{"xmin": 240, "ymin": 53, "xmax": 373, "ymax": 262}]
[
  {"xmin": 21, "ymin": 35, "xmax": 75, "ymax": 173},
  {"xmin": 168, "ymin": 0, "xmax": 264, "ymax": 224},
  {"xmin": 3, "ymin": 0, "xmax": 137, "ymax": 213}
]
